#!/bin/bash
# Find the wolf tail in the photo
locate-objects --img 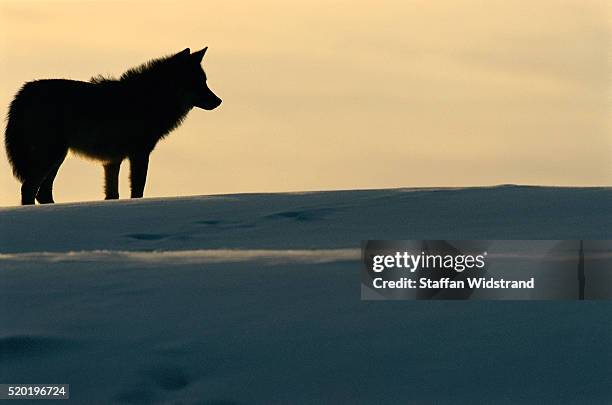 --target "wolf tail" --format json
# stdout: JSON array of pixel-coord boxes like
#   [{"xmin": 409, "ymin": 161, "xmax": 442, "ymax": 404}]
[{"xmin": 5, "ymin": 86, "xmax": 31, "ymax": 182}]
